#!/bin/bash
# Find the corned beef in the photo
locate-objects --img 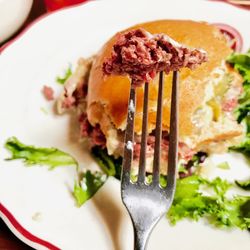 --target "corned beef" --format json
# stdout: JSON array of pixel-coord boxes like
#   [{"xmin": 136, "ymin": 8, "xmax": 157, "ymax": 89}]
[{"xmin": 103, "ymin": 28, "xmax": 207, "ymax": 86}]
